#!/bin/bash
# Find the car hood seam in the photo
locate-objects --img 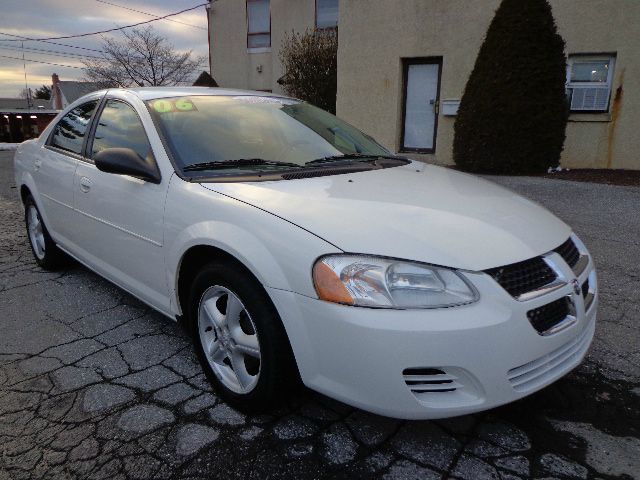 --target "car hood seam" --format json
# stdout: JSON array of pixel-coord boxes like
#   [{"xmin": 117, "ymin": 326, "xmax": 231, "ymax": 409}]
[{"xmin": 198, "ymin": 184, "xmax": 345, "ymax": 252}]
